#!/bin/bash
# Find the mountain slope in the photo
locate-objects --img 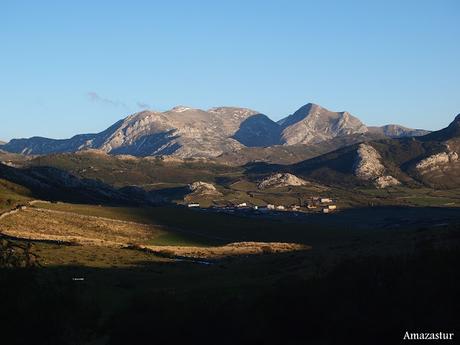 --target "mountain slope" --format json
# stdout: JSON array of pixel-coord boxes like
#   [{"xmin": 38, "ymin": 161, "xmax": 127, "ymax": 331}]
[
  {"xmin": 24, "ymin": 150, "xmax": 241, "ymax": 187},
  {"xmin": 248, "ymin": 113, "xmax": 460, "ymax": 189},
  {"xmin": 2, "ymin": 103, "xmax": 431, "ymax": 159},
  {"xmin": 216, "ymin": 132, "xmax": 385, "ymax": 165},
  {"xmin": 419, "ymin": 114, "xmax": 460, "ymax": 143},
  {"xmin": 267, "ymin": 138, "xmax": 443, "ymax": 188},
  {"xmin": 0, "ymin": 162, "xmax": 161, "ymax": 205}
]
